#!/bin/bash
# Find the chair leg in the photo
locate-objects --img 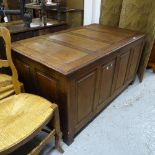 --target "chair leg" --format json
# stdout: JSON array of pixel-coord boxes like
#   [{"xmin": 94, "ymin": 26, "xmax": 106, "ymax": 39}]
[
  {"xmin": 55, "ymin": 131, "xmax": 64, "ymax": 153},
  {"xmin": 52, "ymin": 104, "xmax": 64, "ymax": 153}
]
